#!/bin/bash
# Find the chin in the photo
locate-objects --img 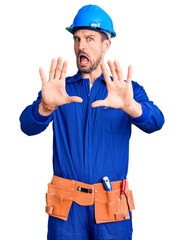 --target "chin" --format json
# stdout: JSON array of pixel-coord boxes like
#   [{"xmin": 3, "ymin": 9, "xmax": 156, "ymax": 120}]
[
  {"xmin": 77, "ymin": 64, "xmax": 93, "ymax": 74},
  {"xmin": 79, "ymin": 67, "xmax": 93, "ymax": 74}
]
